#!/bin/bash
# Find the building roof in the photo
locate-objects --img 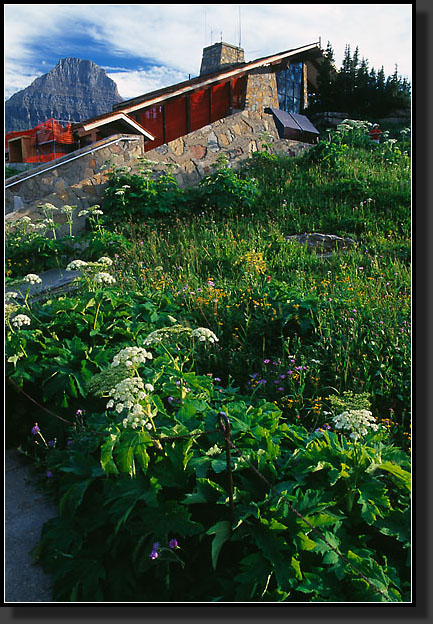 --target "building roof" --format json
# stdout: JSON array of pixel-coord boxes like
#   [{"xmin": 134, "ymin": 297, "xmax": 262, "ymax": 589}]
[
  {"xmin": 113, "ymin": 42, "xmax": 324, "ymax": 115},
  {"xmin": 72, "ymin": 111, "xmax": 155, "ymax": 140},
  {"xmin": 267, "ymin": 107, "xmax": 320, "ymax": 136}
]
